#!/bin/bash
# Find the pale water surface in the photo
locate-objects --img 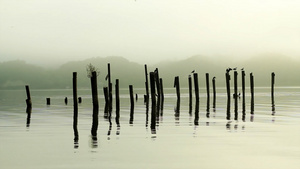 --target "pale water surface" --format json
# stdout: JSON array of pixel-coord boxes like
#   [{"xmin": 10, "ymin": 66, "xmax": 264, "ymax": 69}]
[{"xmin": 0, "ymin": 87, "xmax": 299, "ymax": 169}]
